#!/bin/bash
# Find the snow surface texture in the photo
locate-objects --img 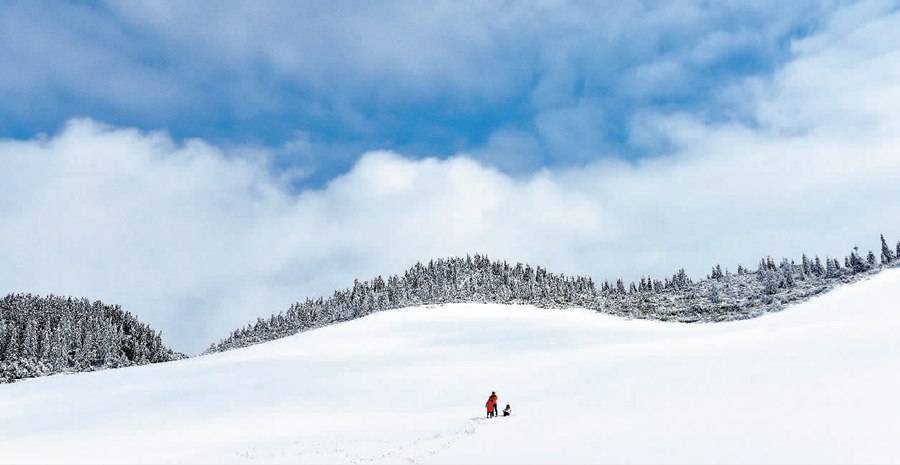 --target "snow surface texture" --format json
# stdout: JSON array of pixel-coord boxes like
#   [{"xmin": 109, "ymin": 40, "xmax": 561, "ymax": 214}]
[{"xmin": 2, "ymin": 269, "xmax": 899, "ymax": 464}]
